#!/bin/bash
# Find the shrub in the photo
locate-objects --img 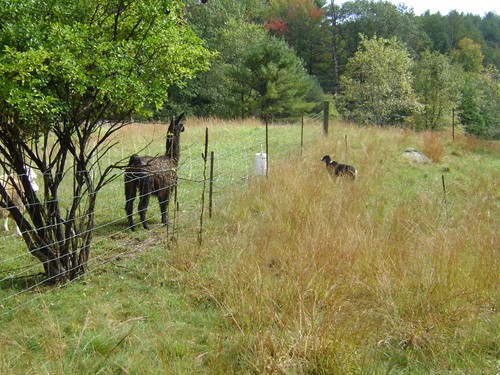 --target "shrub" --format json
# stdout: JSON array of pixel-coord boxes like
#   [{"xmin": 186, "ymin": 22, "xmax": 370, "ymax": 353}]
[{"xmin": 422, "ymin": 131, "xmax": 445, "ymax": 162}]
